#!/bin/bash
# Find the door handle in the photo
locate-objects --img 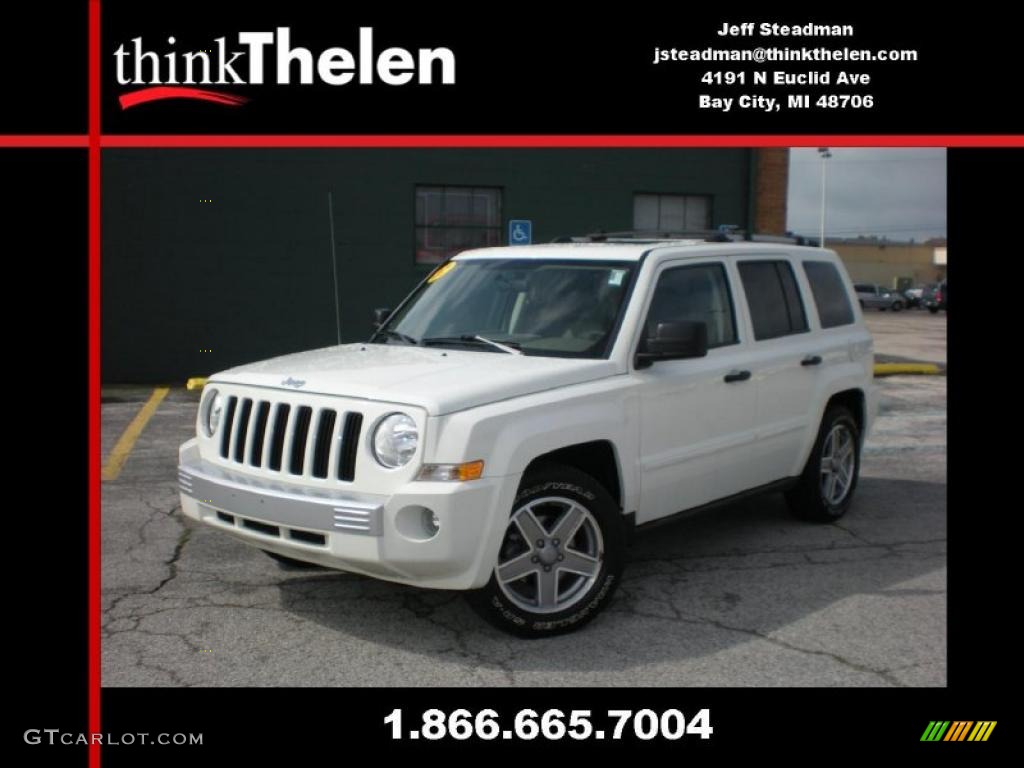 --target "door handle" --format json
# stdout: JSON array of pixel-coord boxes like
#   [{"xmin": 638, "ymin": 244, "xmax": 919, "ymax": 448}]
[
  {"xmin": 801, "ymin": 355, "xmax": 823, "ymax": 367},
  {"xmin": 723, "ymin": 370, "xmax": 752, "ymax": 383}
]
